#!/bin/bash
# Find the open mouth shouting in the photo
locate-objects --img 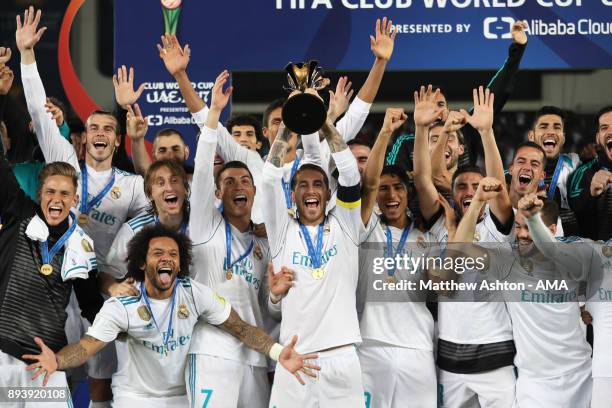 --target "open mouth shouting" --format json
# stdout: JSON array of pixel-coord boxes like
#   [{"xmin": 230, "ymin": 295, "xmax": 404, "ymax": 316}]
[
  {"xmin": 605, "ymin": 135, "xmax": 612, "ymax": 157},
  {"xmin": 164, "ymin": 193, "xmax": 179, "ymax": 210},
  {"xmin": 232, "ymin": 193, "xmax": 248, "ymax": 208},
  {"xmin": 303, "ymin": 196, "xmax": 320, "ymax": 212},
  {"xmin": 156, "ymin": 264, "xmax": 174, "ymax": 285},
  {"xmin": 214, "ymin": 156, "xmax": 224, "ymax": 166},
  {"xmin": 92, "ymin": 139, "xmax": 109, "ymax": 152},
  {"xmin": 542, "ymin": 138, "xmax": 557, "ymax": 155},
  {"xmin": 47, "ymin": 204, "xmax": 64, "ymax": 220},
  {"xmin": 444, "ymin": 149, "xmax": 451, "ymax": 160},
  {"xmin": 517, "ymin": 172, "xmax": 533, "ymax": 189},
  {"xmin": 461, "ymin": 196, "xmax": 473, "ymax": 212}
]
